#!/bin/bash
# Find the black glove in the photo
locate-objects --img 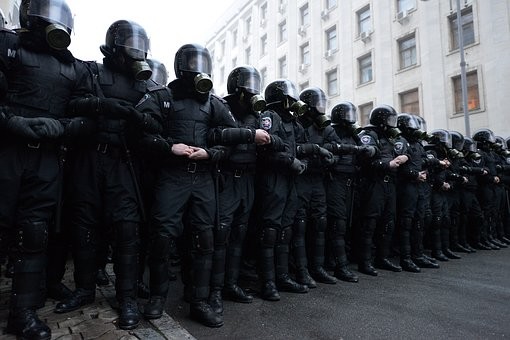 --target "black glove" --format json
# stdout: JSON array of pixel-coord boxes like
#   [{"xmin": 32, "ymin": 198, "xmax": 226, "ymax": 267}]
[
  {"xmin": 32, "ymin": 117, "xmax": 64, "ymax": 139},
  {"xmin": 5, "ymin": 116, "xmax": 43, "ymax": 139},
  {"xmin": 289, "ymin": 158, "xmax": 307, "ymax": 175},
  {"xmin": 297, "ymin": 143, "xmax": 319, "ymax": 155},
  {"xmin": 98, "ymin": 98, "xmax": 133, "ymax": 118},
  {"xmin": 333, "ymin": 143, "xmax": 359, "ymax": 155},
  {"xmin": 139, "ymin": 134, "xmax": 171, "ymax": 154},
  {"xmin": 358, "ymin": 145, "xmax": 376, "ymax": 157},
  {"xmin": 318, "ymin": 147, "xmax": 334, "ymax": 165},
  {"xmin": 60, "ymin": 117, "xmax": 97, "ymax": 138}
]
